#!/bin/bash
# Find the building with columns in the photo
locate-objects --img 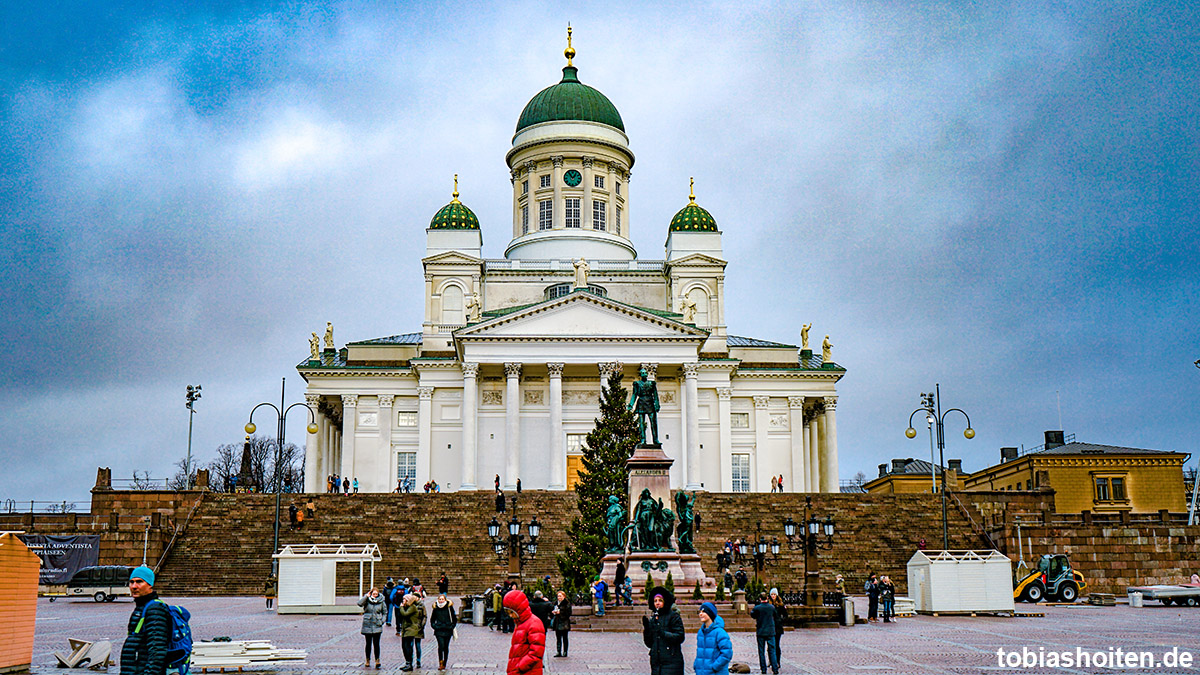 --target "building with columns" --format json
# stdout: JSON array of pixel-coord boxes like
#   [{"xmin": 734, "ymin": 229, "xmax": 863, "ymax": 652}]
[{"xmin": 298, "ymin": 36, "xmax": 846, "ymax": 494}]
